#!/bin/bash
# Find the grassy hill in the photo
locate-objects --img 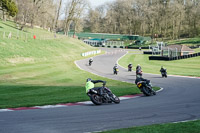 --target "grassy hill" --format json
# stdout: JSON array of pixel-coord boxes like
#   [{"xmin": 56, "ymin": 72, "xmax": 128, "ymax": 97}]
[
  {"xmin": 0, "ymin": 21, "xmax": 140, "ymax": 109},
  {"xmin": 0, "ymin": 20, "xmax": 97, "ymax": 86}
]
